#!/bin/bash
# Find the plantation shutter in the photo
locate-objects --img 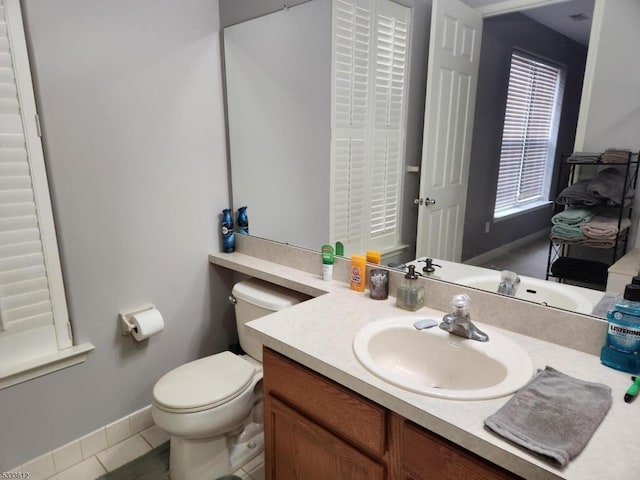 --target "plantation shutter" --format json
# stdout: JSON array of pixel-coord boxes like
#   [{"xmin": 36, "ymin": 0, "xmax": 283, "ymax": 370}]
[
  {"xmin": 494, "ymin": 51, "xmax": 561, "ymax": 214},
  {"xmin": 370, "ymin": 0, "xmax": 409, "ymax": 247},
  {"xmin": 331, "ymin": 0, "xmax": 410, "ymax": 254},
  {"xmin": 0, "ymin": 0, "xmax": 72, "ymax": 369},
  {"xmin": 332, "ymin": 0, "xmax": 371, "ymax": 252}
]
